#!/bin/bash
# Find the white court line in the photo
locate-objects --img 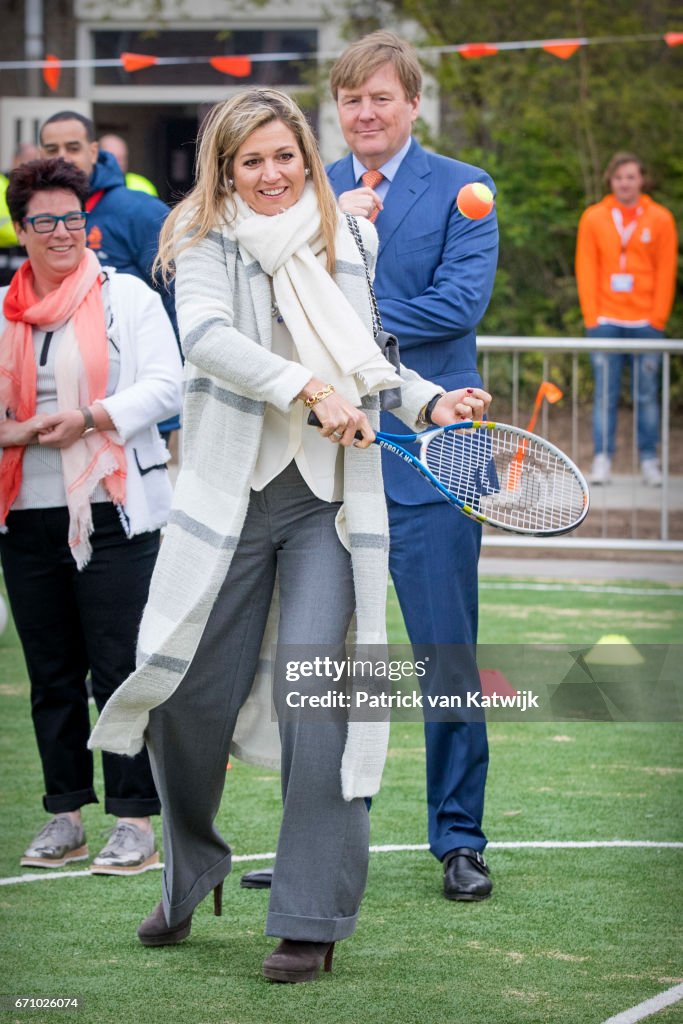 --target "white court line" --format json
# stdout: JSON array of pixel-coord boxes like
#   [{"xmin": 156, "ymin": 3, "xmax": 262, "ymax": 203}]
[
  {"xmin": 0, "ymin": 850, "xmax": 276, "ymax": 886},
  {"xmin": 601, "ymin": 983, "xmax": 683, "ymax": 1024},
  {"xmin": 373, "ymin": 840, "xmax": 683, "ymax": 851},
  {"xmin": 2, "ymin": 839, "xmax": 681, "ymax": 887},
  {"xmin": 479, "ymin": 582, "xmax": 683, "ymax": 597}
]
